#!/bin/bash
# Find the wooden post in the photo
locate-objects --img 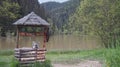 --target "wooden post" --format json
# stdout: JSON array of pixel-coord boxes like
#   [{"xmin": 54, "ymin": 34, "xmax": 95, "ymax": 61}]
[
  {"xmin": 35, "ymin": 48, "xmax": 37, "ymax": 62},
  {"xmin": 16, "ymin": 26, "xmax": 19, "ymax": 48},
  {"xmin": 19, "ymin": 49, "xmax": 21, "ymax": 61},
  {"xmin": 43, "ymin": 32, "xmax": 46, "ymax": 48}
]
